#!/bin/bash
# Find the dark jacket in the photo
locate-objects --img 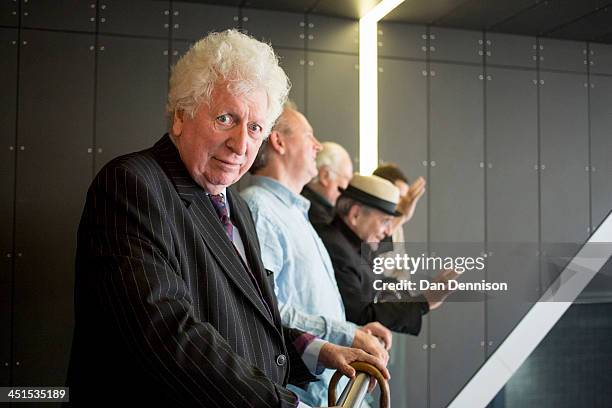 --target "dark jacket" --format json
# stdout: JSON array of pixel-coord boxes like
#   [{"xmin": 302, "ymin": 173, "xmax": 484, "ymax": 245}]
[
  {"xmin": 301, "ymin": 185, "xmax": 334, "ymax": 226},
  {"xmin": 66, "ymin": 134, "xmax": 313, "ymax": 407},
  {"xmin": 316, "ymin": 216, "xmax": 428, "ymax": 335}
]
